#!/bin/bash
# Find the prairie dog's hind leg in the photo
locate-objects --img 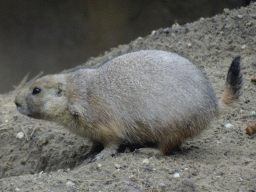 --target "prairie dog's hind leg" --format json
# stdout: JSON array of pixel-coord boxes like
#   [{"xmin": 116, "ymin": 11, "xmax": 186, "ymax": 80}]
[
  {"xmin": 79, "ymin": 141, "xmax": 103, "ymax": 161},
  {"xmin": 90, "ymin": 140, "xmax": 122, "ymax": 162}
]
